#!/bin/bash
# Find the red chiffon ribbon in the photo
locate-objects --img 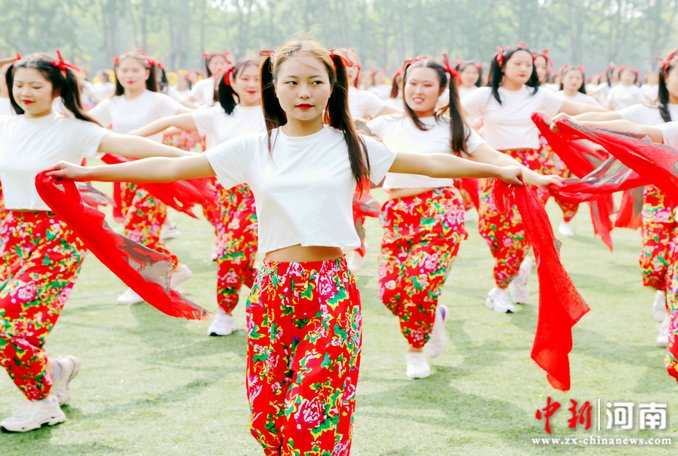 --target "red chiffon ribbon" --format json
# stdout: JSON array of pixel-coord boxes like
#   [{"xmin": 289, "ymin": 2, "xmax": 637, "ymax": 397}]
[
  {"xmin": 493, "ymin": 181, "xmax": 590, "ymax": 391},
  {"xmin": 35, "ymin": 171, "xmax": 211, "ymax": 320},
  {"xmin": 100, "ymin": 154, "xmax": 214, "ymax": 218}
]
